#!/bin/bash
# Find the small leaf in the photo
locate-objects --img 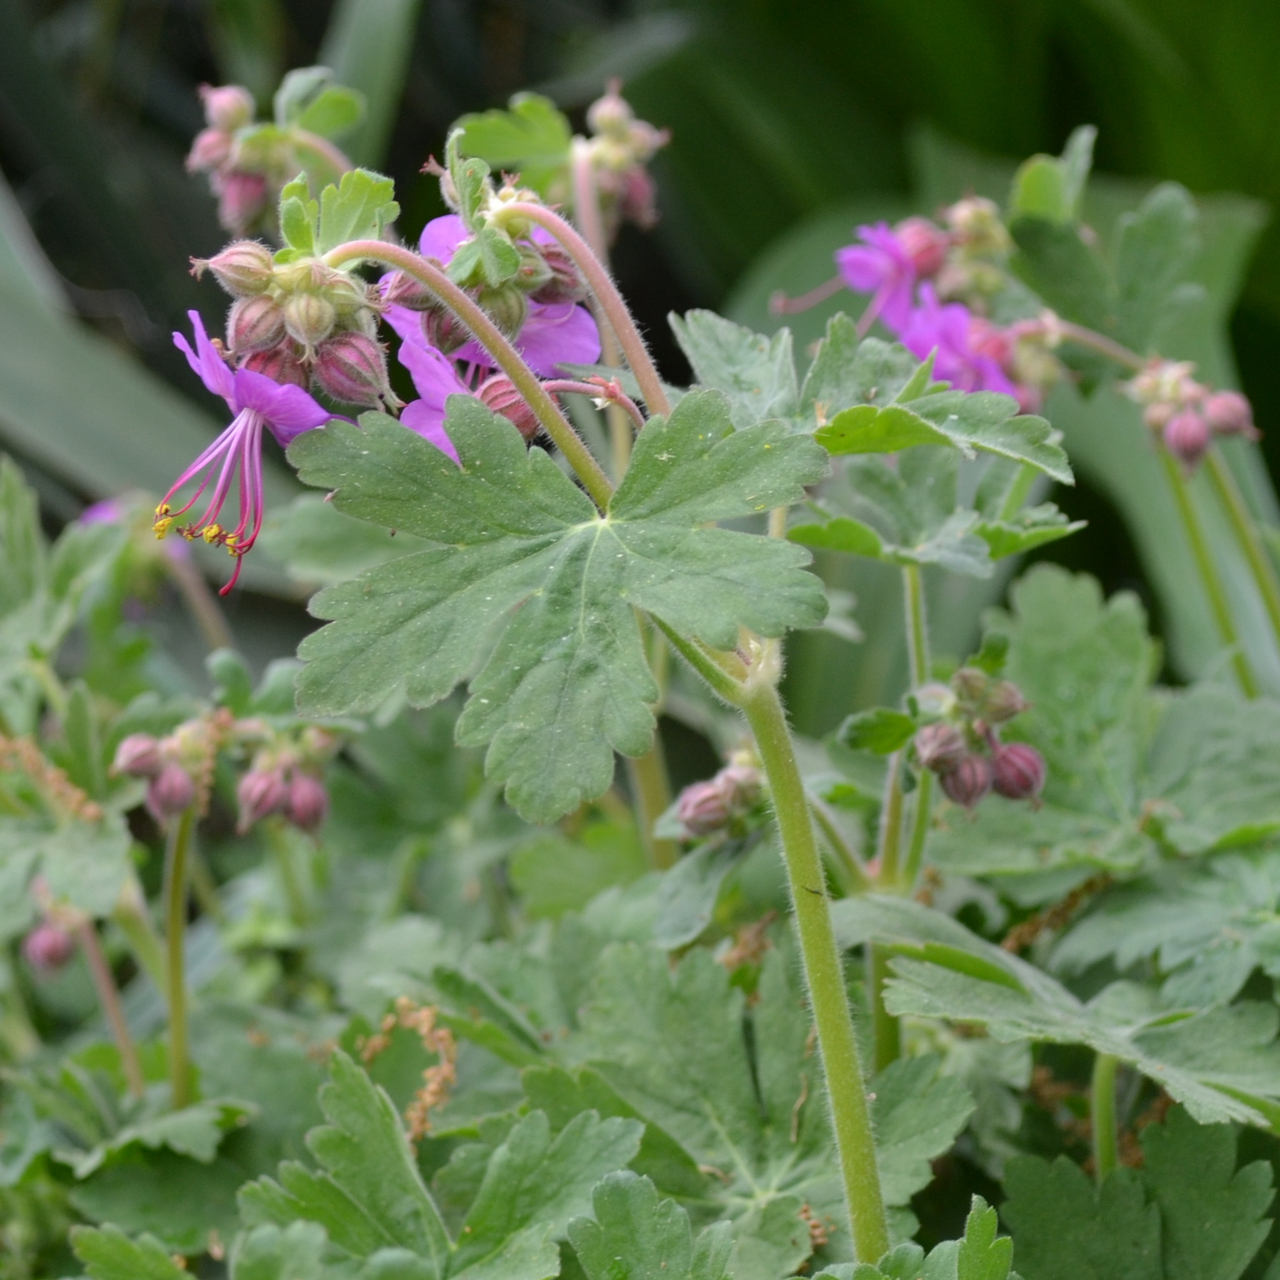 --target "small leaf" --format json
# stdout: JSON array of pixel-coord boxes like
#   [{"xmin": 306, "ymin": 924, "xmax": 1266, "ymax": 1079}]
[
  {"xmin": 456, "ymin": 93, "xmax": 573, "ymax": 195},
  {"xmin": 839, "ymin": 708, "xmax": 916, "ymax": 754},
  {"xmin": 230, "ymin": 1222, "xmax": 330, "ymax": 1280},
  {"xmin": 274, "ymin": 66, "xmax": 336, "ymax": 127},
  {"xmin": 568, "ymin": 1172, "xmax": 695, "ymax": 1280},
  {"xmin": 316, "ymin": 169, "xmax": 400, "ymax": 255},
  {"xmin": 294, "ymin": 85, "xmax": 365, "ymax": 138},
  {"xmin": 70, "ymin": 1225, "xmax": 189, "ymax": 1280},
  {"xmin": 446, "ymin": 226, "xmax": 521, "ymax": 288},
  {"xmin": 278, "ymin": 174, "xmax": 318, "ymax": 256}
]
